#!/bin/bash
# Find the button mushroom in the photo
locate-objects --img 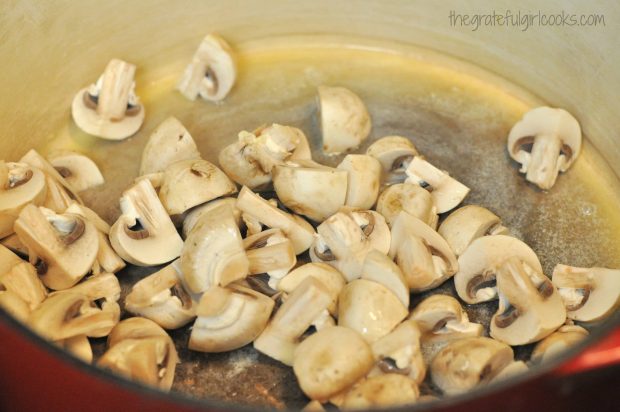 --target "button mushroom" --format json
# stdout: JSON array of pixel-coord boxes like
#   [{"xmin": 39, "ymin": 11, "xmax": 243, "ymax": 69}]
[
  {"xmin": 552, "ymin": 264, "xmax": 620, "ymax": 322},
  {"xmin": 366, "ymin": 136, "xmax": 419, "ymax": 183},
  {"xmin": 336, "ymin": 154, "xmax": 381, "ymax": 210},
  {"xmin": 71, "ymin": 59, "xmax": 145, "ymax": 140},
  {"xmin": 389, "ymin": 212, "xmax": 458, "ymax": 292},
  {"xmin": 531, "ymin": 324, "xmax": 589, "ymax": 364},
  {"xmin": 98, "ymin": 317, "xmax": 178, "ymax": 391},
  {"xmin": 254, "ymin": 277, "xmax": 332, "ymax": 365},
  {"xmin": 293, "ymin": 326, "xmax": 374, "ymax": 402},
  {"xmin": 47, "ymin": 151, "xmax": 104, "ymax": 193},
  {"xmin": 0, "ymin": 245, "xmax": 46, "ymax": 310},
  {"xmin": 181, "ymin": 202, "xmax": 248, "ymax": 294},
  {"xmin": 14, "ymin": 205, "xmax": 98, "ymax": 290},
  {"xmin": 158, "ymin": 159, "xmax": 237, "ymax": 215},
  {"xmin": 405, "ymin": 157, "xmax": 469, "ymax": 214},
  {"xmin": 182, "ymin": 197, "xmax": 241, "ymax": 238},
  {"xmin": 235, "ymin": 186, "xmax": 315, "ymax": 254},
  {"xmin": 109, "ymin": 179, "xmax": 184, "ymax": 267},
  {"xmin": 454, "ymin": 235, "xmax": 543, "ymax": 304},
  {"xmin": 361, "ymin": 250, "xmax": 409, "ymax": 308},
  {"xmin": 507, "ymin": 106, "xmax": 581, "ymax": 190},
  {"xmin": 273, "ymin": 160, "xmax": 348, "ymax": 222},
  {"xmin": 438, "ymin": 205, "xmax": 509, "ymax": 257},
  {"xmin": 189, "ymin": 283, "xmax": 274, "ymax": 352},
  {"xmin": 243, "ymin": 228, "xmax": 296, "ymax": 286},
  {"xmin": 375, "ymin": 183, "xmax": 438, "ymax": 229},
  {"xmin": 430, "ymin": 337, "xmax": 514, "ymax": 395},
  {"xmin": 342, "ymin": 374, "xmax": 420, "ymax": 409},
  {"xmin": 490, "ymin": 257, "xmax": 567, "ymax": 345},
  {"xmin": 177, "ymin": 33, "xmax": 236, "ymax": 102}
]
